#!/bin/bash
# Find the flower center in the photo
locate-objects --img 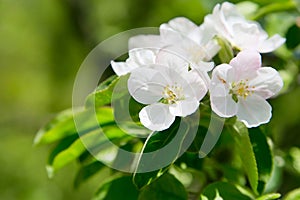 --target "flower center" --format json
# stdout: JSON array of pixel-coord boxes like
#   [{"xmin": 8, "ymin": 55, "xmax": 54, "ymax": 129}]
[
  {"xmin": 161, "ymin": 84, "xmax": 185, "ymax": 104},
  {"xmin": 229, "ymin": 79, "xmax": 255, "ymax": 102}
]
